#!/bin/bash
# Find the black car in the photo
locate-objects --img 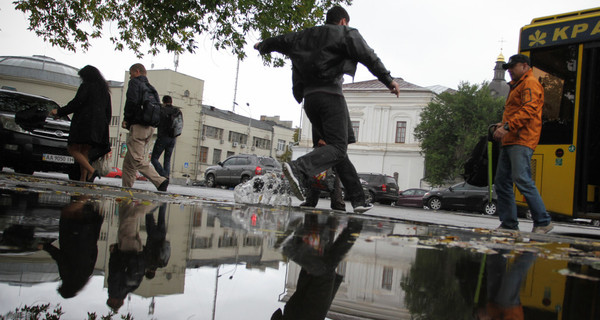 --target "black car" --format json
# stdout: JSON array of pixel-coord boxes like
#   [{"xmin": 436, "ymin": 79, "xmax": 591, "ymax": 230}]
[
  {"xmin": 422, "ymin": 181, "xmax": 497, "ymax": 215},
  {"xmin": 357, "ymin": 173, "xmax": 399, "ymax": 205},
  {"xmin": 0, "ymin": 89, "xmax": 80, "ymax": 178},
  {"xmin": 204, "ymin": 154, "xmax": 282, "ymax": 188}
]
